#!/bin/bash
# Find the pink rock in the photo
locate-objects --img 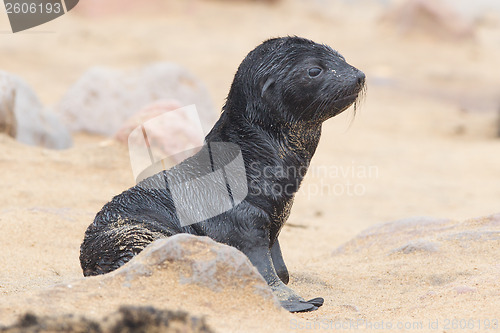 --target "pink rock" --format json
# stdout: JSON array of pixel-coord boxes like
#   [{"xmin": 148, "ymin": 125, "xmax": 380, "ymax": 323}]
[
  {"xmin": 114, "ymin": 100, "xmax": 205, "ymax": 165},
  {"xmin": 381, "ymin": 0, "xmax": 475, "ymax": 41}
]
